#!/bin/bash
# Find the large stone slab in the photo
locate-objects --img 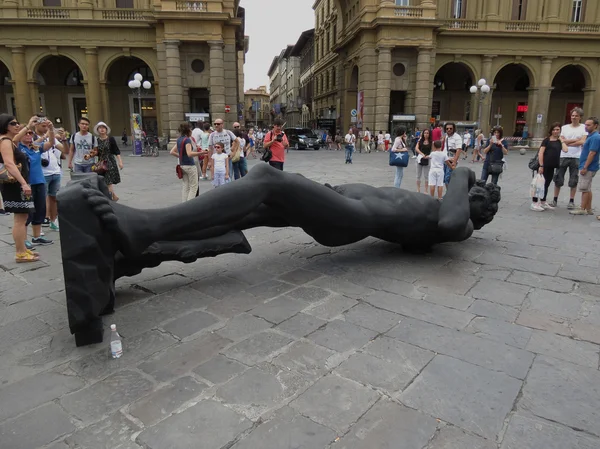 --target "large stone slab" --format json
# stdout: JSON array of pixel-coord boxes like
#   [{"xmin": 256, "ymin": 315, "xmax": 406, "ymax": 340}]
[
  {"xmin": 507, "ymin": 271, "xmax": 575, "ymax": 293},
  {"xmin": 501, "ymin": 413, "xmax": 600, "ymax": 449},
  {"xmin": 335, "ymin": 400, "xmax": 437, "ymax": 449},
  {"xmin": 245, "ymin": 280, "xmax": 296, "ymax": 299},
  {"xmin": 400, "ymin": 355, "xmax": 522, "ymax": 440},
  {"xmin": 278, "ymin": 268, "xmax": 323, "ymax": 285},
  {"xmin": 250, "ymin": 296, "xmax": 309, "ymax": 324},
  {"xmin": 60, "ymin": 370, "xmax": 154, "ymax": 423},
  {"xmin": 308, "ymin": 320, "xmax": 377, "ymax": 352},
  {"xmin": 231, "ymin": 412, "xmax": 335, "ymax": 449},
  {"xmin": 475, "ymin": 252, "xmax": 561, "ymax": 276},
  {"xmin": 193, "ymin": 354, "xmax": 248, "ymax": 384},
  {"xmin": 0, "ymin": 316, "xmax": 52, "ymax": 351},
  {"xmin": 304, "ymin": 295, "xmax": 358, "ymax": 320},
  {"xmin": 190, "ymin": 275, "xmax": 250, "ymax": 300},
  {"xmin": 276, "ymin": 312, "xmax": 326, "ymax": 337},
  {"xmin": 0, "ymin": 297, "xmax": 61, "ymax": 326},
  {"xmin": 428, "ymin": 426, "xmax": 495, "ymax": 449},
  {"xmin": 343, "ymin": 303, "xmax": 402, "ymax": 333},
  {"xmin": 525, "ymin": 330, "xmax": 600, "ymax": 368},
  {"xmin": 286, "ymin": 285, "xmax": 331, "ymax": 303},
  {"xmin": 0, "ymin": 371, "xmax": 84, "ymax": 422},
  {"xmin": 467, "ymin": 299, "xmax": 519, "ymax": 323},
  {"xmin": 65, "ymin": 412, "xmax": 140, "ymax": 449},
  {"xmin": 310, "ymin": 276, "xmax": 374, "ymax": 299},
  {"xmin": 223, "ymin": 330, "xmax": 293, "ymax": 365},
  {"xmin": 290, "ymin": 375, "xmax": 380, "ymax": 434},
  {"xmin": 465, "ymin": 316, "xmax": 533, "ymax": 349},
  {"xmin": 418, "ymin": 286, "xmax": 475, "ymax": 310},
  {"xmin": 129, "ymin": 376, "xmax": 208, "ymax": 426},
  {"xmin": 468, "ymin": 279, "xmax": 530, "ymax": 307},
  {"xmin": 365, "ymin": 291, "xmax": 474, "ymax": 330},
  {"xmin": 161, "ymin": 310, "xmax": 219, "ymax": 339},
  {"xmin": 524, "ymin": 288, "xmax": 582, "ymax": 319},
  {"xmin": 519, "ymin": 356, "xmax": 600, "ymax": 437},
  {"xmin": 136, "ymin": 400, "xmax": 252, "ymax": 449},
  {"xmin": 387, "ymin": 316, "xmax": 534, "ymax": 379},
  {"xmin": 138, "ymin": 332, "xmax": 231, "ymax": 381},
  {"xmin": 0, "ymin": 402, "xmax": 75, "ymax": 449},
  {"xmin": 272, "ymin": 340, "xmax": 336, "ymax": 377},
  {"xmin": 216, "ymin": 313, "xmax": 272, "ymax": 341}
]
